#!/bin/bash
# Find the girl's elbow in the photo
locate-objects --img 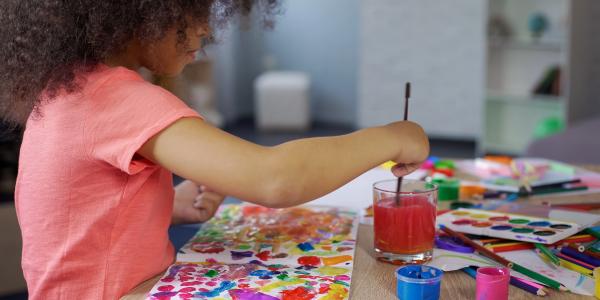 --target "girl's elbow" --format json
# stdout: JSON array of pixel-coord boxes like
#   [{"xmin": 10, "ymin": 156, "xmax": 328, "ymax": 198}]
[{"xmin": 261, "ymin": 180, "xmax": 307, "ymax": 209}]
